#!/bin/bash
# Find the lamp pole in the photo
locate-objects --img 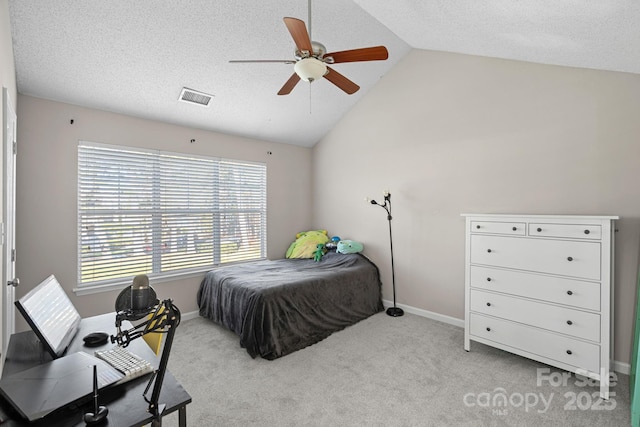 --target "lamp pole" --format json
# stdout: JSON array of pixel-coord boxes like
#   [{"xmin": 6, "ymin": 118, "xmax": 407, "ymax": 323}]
[
  {"xmin": 369, "ymin": 192, "xmax": 404, "ymax": 317},
  {"xmin": 112, "ymin": 298, "xmax": 181, "ymax": 426}
]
